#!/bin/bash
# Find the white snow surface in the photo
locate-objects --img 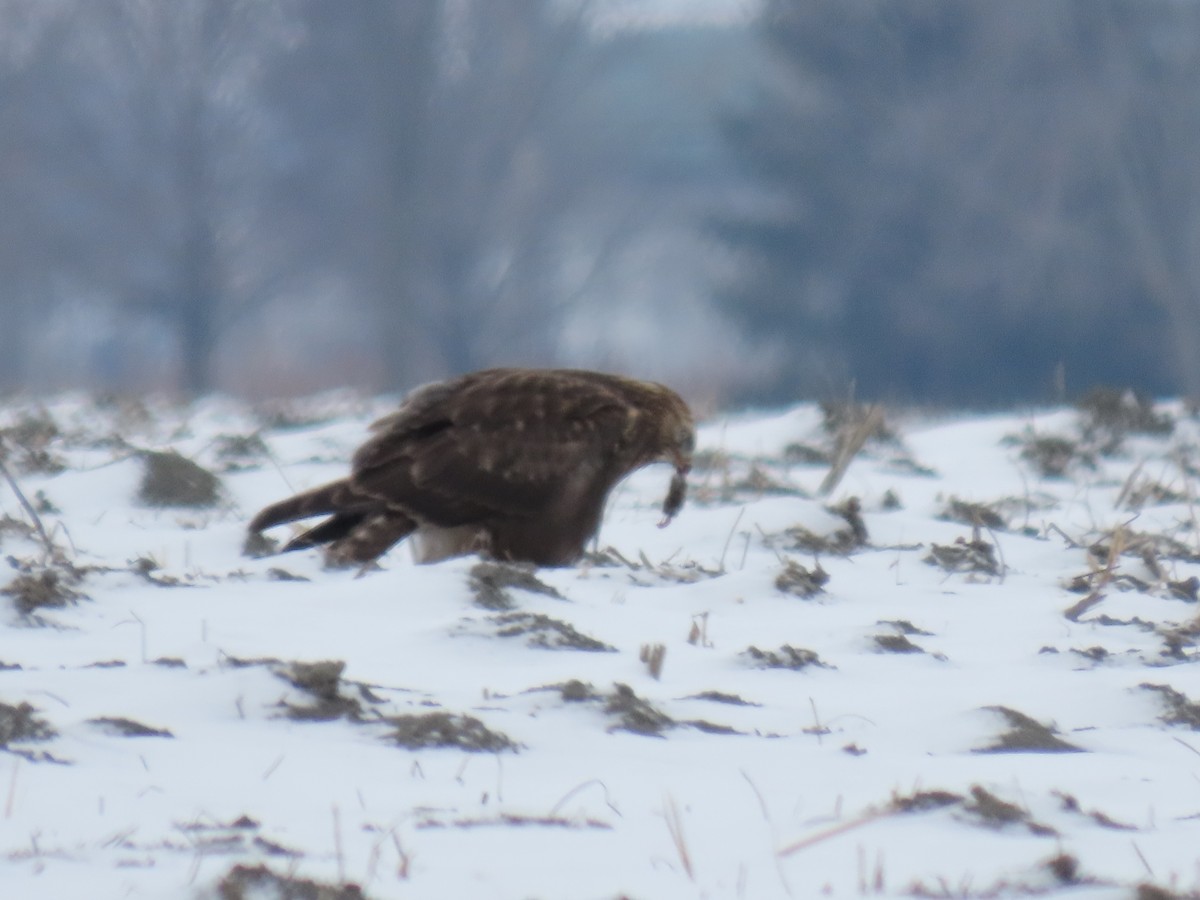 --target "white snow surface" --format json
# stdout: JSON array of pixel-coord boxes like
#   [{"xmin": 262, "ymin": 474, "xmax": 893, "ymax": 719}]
[{"xmin": 2, "ymin": 393, "xmax": 1200, "ymax": 898}]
